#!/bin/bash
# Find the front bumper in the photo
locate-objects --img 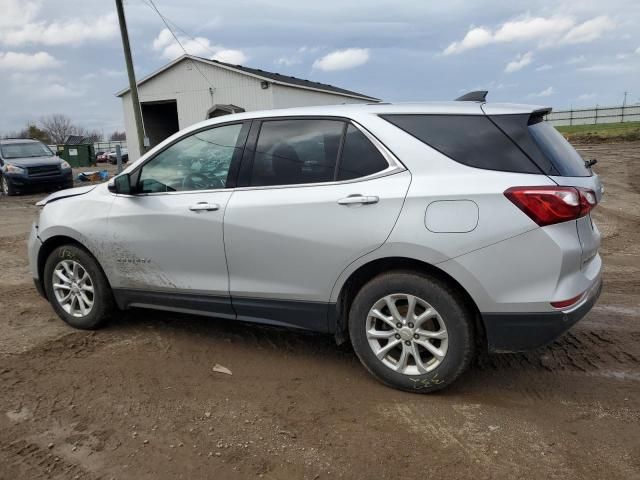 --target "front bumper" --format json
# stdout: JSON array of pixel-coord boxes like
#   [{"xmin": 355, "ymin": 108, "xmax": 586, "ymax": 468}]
[
  {"xmin": 6, "ymin": 170, "xmax": 73, "ymax": 190},
  {"xmin": 482, "ymin": 278, "xmax": 603, "ymax": 353}
]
